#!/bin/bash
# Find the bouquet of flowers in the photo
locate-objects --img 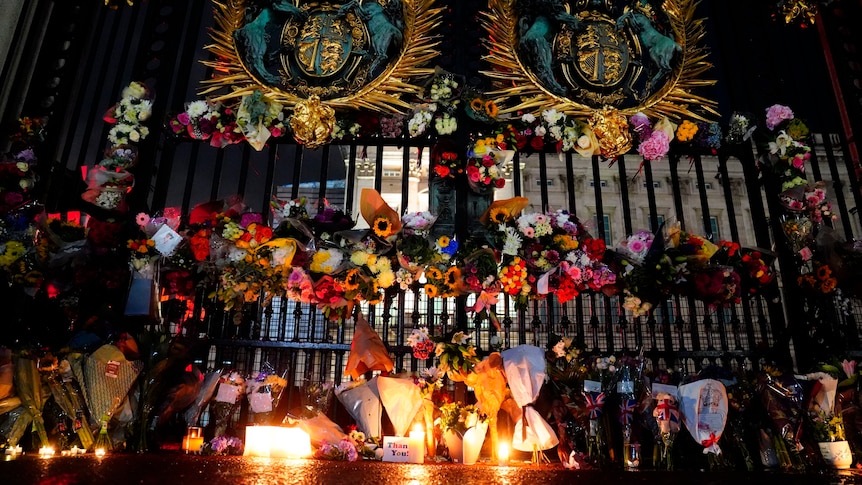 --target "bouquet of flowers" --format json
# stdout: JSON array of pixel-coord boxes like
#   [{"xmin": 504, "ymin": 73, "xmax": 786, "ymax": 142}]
[
  {"xmin": 211, "ymin": 371, "xmax": 246, "ymax": 437},
  {"xmin": 236, "ymin": 90, "xmax": 286, "ymax": 151},
  {"xmin": 757, "ymin": 368, "xmax": 806, "ymax": 470},
  {"xmin": 630, "ymin": 113, "xmax": 675, "ymax": 162},
  {"xmin": 651, "ymin": 386, "xmax": 681, "ymax": 470},
  {"xmin": 168, "ymin": 99, "xmax": 242, "ymax": 148},
  {"xmin": 201, "ymin": 435, "xmax": 243, "ymax": 456},
  {"xmin": 465, "ymin": 148, "xmax": 506, "ymax": 193},
  {"xmin": 246, "ymin": 364, "xmax": 287, "ymax": 424},
  {"xmin": 581, "ymin": 355, "xmax": 615, "ymax": 464},
  {"xmin": 104, "ymin": 81, "xmax": 152, "ymax": 146}
]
